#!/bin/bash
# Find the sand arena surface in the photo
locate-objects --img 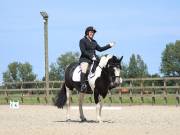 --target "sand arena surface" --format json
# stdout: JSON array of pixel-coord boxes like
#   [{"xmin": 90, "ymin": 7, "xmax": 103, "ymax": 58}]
[{"xmin": 0, "ymin": 105, "xmax": 180, "ymax": 135}]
